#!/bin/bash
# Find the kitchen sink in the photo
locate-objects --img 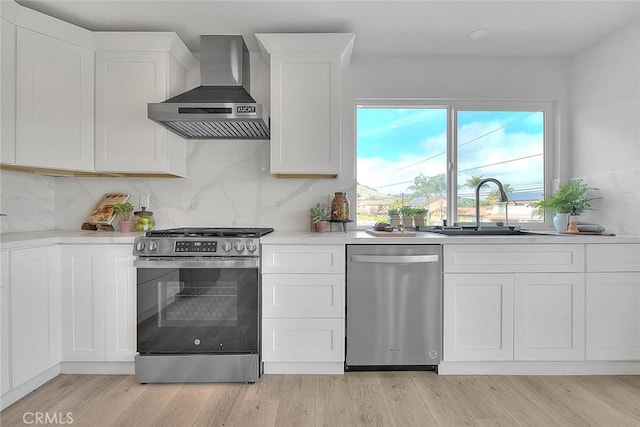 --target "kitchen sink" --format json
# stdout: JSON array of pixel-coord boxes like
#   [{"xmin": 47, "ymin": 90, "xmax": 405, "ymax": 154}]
[{"xmin": 419, "ymin": 226, "xmax": 537, "ymax": 236}]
